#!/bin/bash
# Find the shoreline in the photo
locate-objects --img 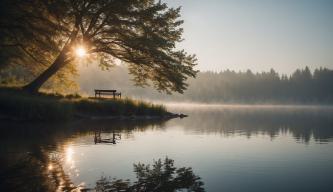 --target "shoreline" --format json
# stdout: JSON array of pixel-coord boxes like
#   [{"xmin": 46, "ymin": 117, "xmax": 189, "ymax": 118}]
[
  {"xmin": 0, "ymin": 88, "xmax": 171, "ymax": 122},
  {"xmin": 74, "ymin": 112, "xmax": 187, "ymax": 120},
  {"xmin": 0, "ymin": 112, "xmax": 188, "ymax": 122}
]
